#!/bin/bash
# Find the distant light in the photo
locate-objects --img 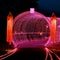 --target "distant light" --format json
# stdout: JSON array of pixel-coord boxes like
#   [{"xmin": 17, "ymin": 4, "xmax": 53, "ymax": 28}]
[
  {"xmin": 57, "ymin": 25, "xmax": 60, "ymax": 28},
  {"xmin": 30, "ymin": 8, "xmax": 35, "ymax": 13},
  {"xmin": 46, "ymin": 25, "xmax": 48, "ymax": 28},
  {"xmin": 39, "ymin": 32, "xmax": 43, "ymax": 35}
]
